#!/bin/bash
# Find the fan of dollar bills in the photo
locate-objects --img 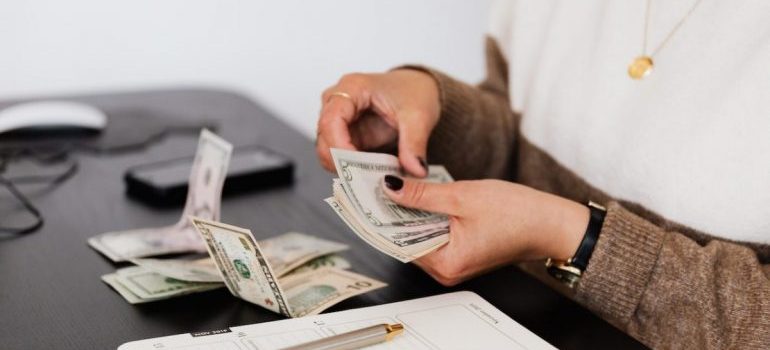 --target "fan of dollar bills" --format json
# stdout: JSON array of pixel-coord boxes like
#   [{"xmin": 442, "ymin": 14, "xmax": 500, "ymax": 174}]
[
  {"xmin": 90, "ymin": 130, "xmax": 386, "ymax": 317},
  {"xmin": 324, "ymin": 148, "xmax": 455, "ymax": 263}
]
